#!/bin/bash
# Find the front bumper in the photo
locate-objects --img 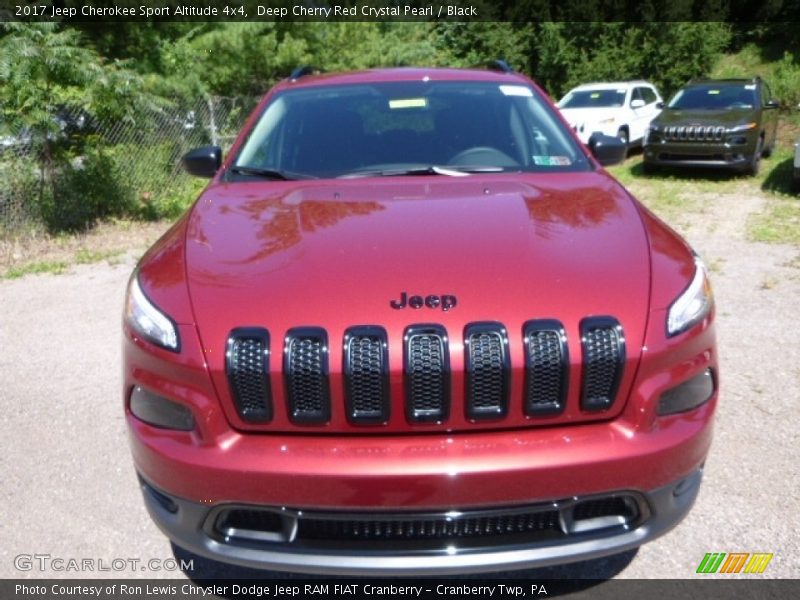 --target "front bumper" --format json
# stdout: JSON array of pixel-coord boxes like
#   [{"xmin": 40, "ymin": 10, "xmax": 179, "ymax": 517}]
[
  {"xmin": 129, "ymin": 394, "xmax": 714, "ymax": 574},
  {"xmin": 643, "ymin": 140, "xmax": 756, "ymax": 170},
  {"xmin": 138, "ymin": 467, "xmax": 704, "ymax": 576},
  {"xmin": 571, "ymin": 123, "xmax": 619, "ymax": 145}
]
